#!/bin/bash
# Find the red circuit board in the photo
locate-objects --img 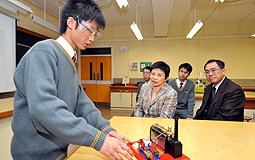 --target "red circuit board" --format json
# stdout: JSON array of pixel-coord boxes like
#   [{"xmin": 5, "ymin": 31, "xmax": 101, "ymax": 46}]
[{"xmin": 127, "ymin": 141, "xmax": 190, "ymax": 160}]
